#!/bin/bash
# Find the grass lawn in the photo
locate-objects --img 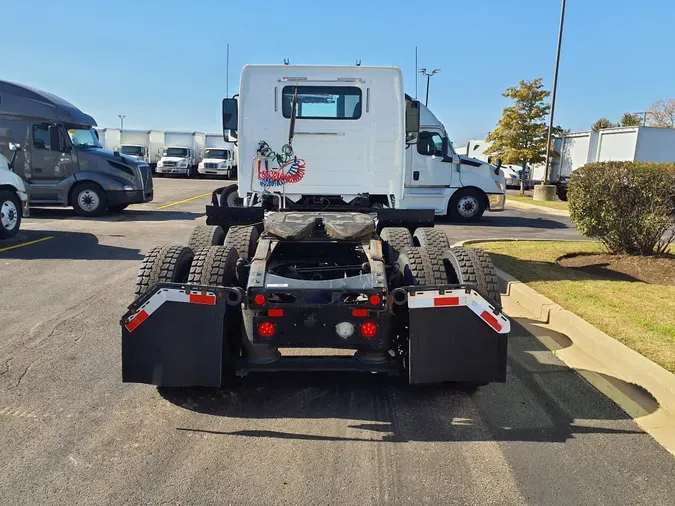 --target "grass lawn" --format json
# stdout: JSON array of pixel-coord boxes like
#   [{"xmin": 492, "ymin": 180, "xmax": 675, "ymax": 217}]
[
  {"xmin": 470, "ymin": 241, "xmax": 675, "ymax": 374},
  {"xmin": 507, "ymin": 195, "xmax": 569, "ymax": 211}
]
